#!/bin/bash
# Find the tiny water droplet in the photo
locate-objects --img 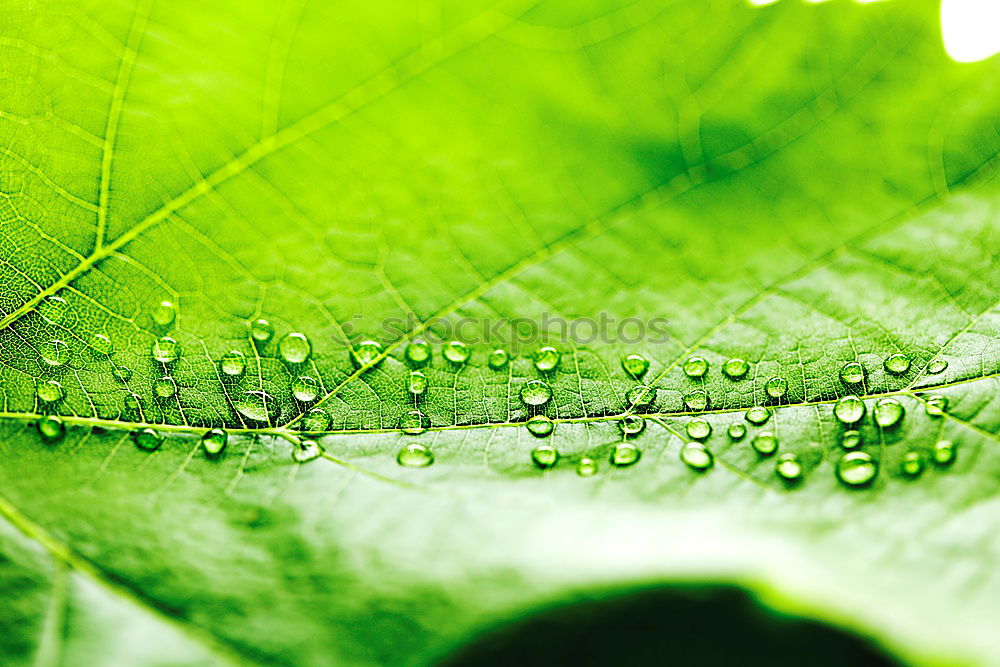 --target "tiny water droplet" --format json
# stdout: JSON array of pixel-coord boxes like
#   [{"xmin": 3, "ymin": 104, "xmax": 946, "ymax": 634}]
[
  {"xmin": 133, "ymin": 428, "xmax": 162, "ymax": 451},
  {"xmin": 686, "ymin": 418, "xmax": 712, "ymax": 440},
  {"xmin": 682, "ymin": 390, "xmax": 708, "ymax": 411},
  {"xmin": 520, "ymin": 379, "xmax": 552, "ymax": 407},
  {"xmin": 610, "ymin": 442, "xmax": 641, "ymax": 467},
  {"xmin": 837, "ymin": 451, "xmax": 877, "ymax": 487},
  {"xmin": 442, "ymin": 341, "xmax": 469, "ymax": 365},
  {"xmin": 154, "ymin": 376, "xmax": 177, "ymax": 399},
  {"xmin": 722, "ymin": 357, "xmax": 749, "ymax": 379},
  {"xmin": 680, "ymin": 442, "xmax": 713, "ymax": 471},
  {"xmin": 622, "ymin": 354, "xmax": 649, "ymax": 378},
  {"xmin": 924, "ymin": 395, "xmax": 947, "ymax": 417},
  {"xmin": 751, "ymin": 431, "xmax": 778, "ymax": 456},
  {"xmin": 397, "ymin": 442, "xmax": 433, "ymax": 467},
  {"xmin": 618, "ymin": 415, "xmax": 645, "ymax": 437},
  {"xmin": 41, "ymin": 340, "xmax": 70, "ymax": 367},
  {"xmin": 352, "ymin": 339, "xmax": 383, "ymax": 368},
  {"xmin": 300, "ymin": 407, "xmax": 331, "ymax": 432},
  {"xmin": 234, "ymin": 390, "xmax": 280, "ymax": 423},
  {"xmin": 152, "ymin": 336, "xmax": 180, "ymax": 363},
  {"xmin": 399, "ymin": 409, "xmax": 430, "ymax": 435},
  {"xmin": 113, "ymin": 364, "xmax": 132, "ymax": 383},
  {"xmin": 36, "ymin": 380, "xmax": 64, "ymax": 403},
  {"xmin": 404, "ymin": 339, "xmax": 431, "ymax": 367},
  {"xmin": 531, "ymin": 443, "xmax": 558, "ymax": 468},
  {"xmin": 927, "ymin": 359, "xmax": 948, "ymax": 374},
  {"xmin": 251, "ymin": 318, "xmax": 273, "ymax": 344},
  {"xmin": 775, "ymin": 453, "xmax": 802, "ymax": 482},
  {"xmin": 279, "ymin": 332, "xmax": 311, "ymax": 364},
  {"xmin": 576, "ymin": 457, "xmax": 598, "ymax": 477},
  {"xmin": 87, "ymin": 333, "xmax": 113, "ymax": 355},
  {"xmin": 201, "ymin": 428, "xmax": 227, "ymax": 458},
  {"xmin": 408, "ymin": 371, "xmax": 427, "ymax": 396},
  {"xmin": 152, "ymin": 301, "xmax": 176, "ymax": 327},
  {"xmin": 839, "ymin": 362, "xmax": 865, "ymax": 385},
  {"xmin": 873, "ymin": 398, "xmax": 904, "ymax": 428},
  {"xmin": 526, "ymin": 415, "xmax": 554, "ymax": 437},
  {"xmin": 292, "ymin": 375, "xmax": 319, "ymax": 402},
  {"xmin": 884, "ymin": 353, "xmax": 911, "ymax": 375},
  {"xmin": 765, "ymin": 376, "xmax": 787, "ymax": 399},
  {"xmin": 745, "ymin": 406, "xmax": 771, "ymax": 425},
  {"xmin": 38, "ymin": 296, "xmax": 70, "ymax": 324},
  {"xmin": 532, "ymin": 346, "xmax": 561, "ymax": 372},
  {"xmin": 727, "ymin": 423, "xmax": 746, "ymax": 440},
  {"xmin": 124, "ymin": 392, "xmax": 143, "ymax": 414},
  {"xmin": 932, "ymin": 440, "xmax": 955, "ymax": 466},
  {"xmin": 841, "ymin": 430, "xmax": 862, "ymax": 450},
  {"xmin": 38, "ymin": 415, "xmax": 65, "ymax": 441},
  {"xmin": 626, "ymin": 385, "xmax": 656, "ymax": 410},
  {"xmin": 487, "ymin": 349, "xmax": 509, "ymax": 370},
  {"xmin": 901, "ymin": 451, "xmax": 924, "ymax": 477},
  {"xmin": 834, "ymin": 395, "xmax": 865, "ymax": 424},
  {"xmin": 293, "ymin": 439, "xmax": 323, "ymax": 463},
  {"xmin": 683, "ymin": 356, "xmax": 708, "ymax": 378},
  {"xmin": 220, "ymin": 351, "xmax": 246, "ymax": 377}
]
